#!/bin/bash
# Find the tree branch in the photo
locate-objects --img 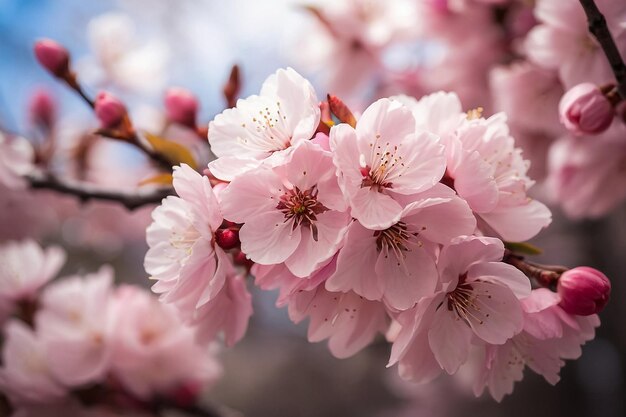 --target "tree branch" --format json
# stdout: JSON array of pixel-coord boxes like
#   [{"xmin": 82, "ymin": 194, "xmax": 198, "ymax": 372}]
[
  {"xmin": 503, "ymin": 250, "xmax": 567, "ymax": 290},
  {"xmin": 26, "ymin": 171, "xmax": 173, "ymax": 210},
  {"xmin": 579, "ymin": 0, "xmax": 626, "ymax": 99}
]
